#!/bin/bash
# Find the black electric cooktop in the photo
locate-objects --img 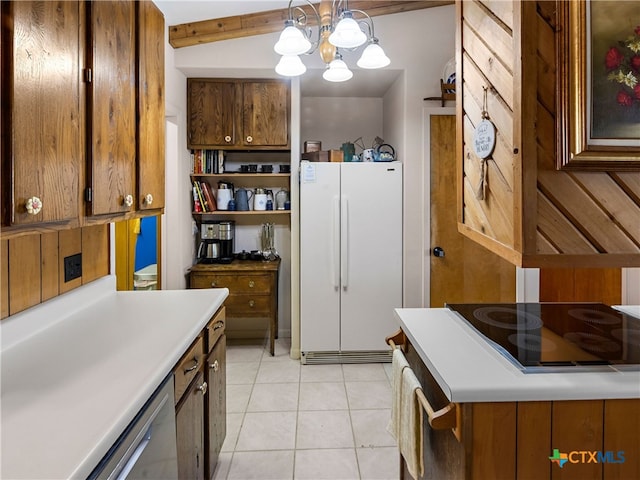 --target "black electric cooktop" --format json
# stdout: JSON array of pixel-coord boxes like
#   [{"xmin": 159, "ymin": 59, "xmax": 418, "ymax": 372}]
[{"xmin": 445, "ymin": 303, "xmax": 640, "ymax": 373}]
